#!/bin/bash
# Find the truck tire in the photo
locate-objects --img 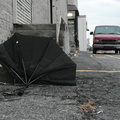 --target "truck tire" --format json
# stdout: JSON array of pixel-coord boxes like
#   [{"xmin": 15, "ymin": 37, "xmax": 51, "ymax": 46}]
[
  {"xmin": 93, "ymin": 48, "xmax": 97, "ymax": 54},
  {"xmin": 119, "ymin": 50, "xmax": 120, "ymax": 54},
  {"xmin": 115, "ymin": 50, "xmax": 118, "ymax": 54}
]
